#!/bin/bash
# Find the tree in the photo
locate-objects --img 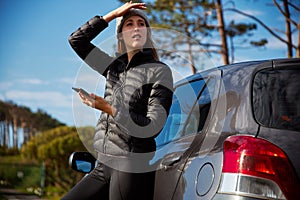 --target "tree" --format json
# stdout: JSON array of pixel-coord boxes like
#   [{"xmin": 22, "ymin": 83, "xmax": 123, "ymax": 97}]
[
  {"xmin": 147, "ymin": 0, "xmax": 222, "ymax": 72},
  {"xmin": 215, "ymin": 0, "xmax": 229, "ymax": 64},
  {"xmin": 118, "ymin": 0, "xmax": 268, "ymax": 73},
  {"xmin": 227, "ymin": 21, "xmax": 267, "ymax": 63},
  {"xmin": 225, "ymin": 0, "xmax": 299, "ymax": 58},
  {"xmin": 273, "ymin": 0, "xmax": 299, "ymax": 57},
  {"xmin": 0, "ymin": 101, "xmax": 11, "ymax": 147},
  {"xmin": 0, "ymin": 100, "xmax": 65, "ymax": 149},
  {"xmin": 119, "ymin": 0, "xmax": 218, "ymax": 73},
  {"xmin": 21, "ymin": 126, "xmax": 95, "ymax": 196}
]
